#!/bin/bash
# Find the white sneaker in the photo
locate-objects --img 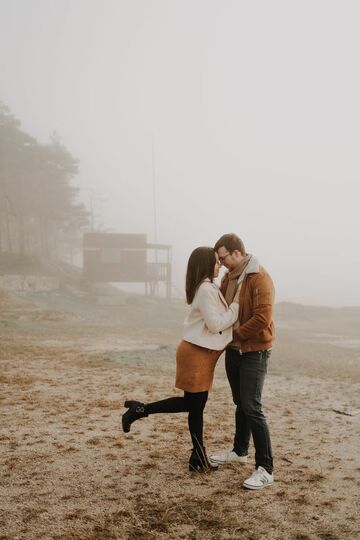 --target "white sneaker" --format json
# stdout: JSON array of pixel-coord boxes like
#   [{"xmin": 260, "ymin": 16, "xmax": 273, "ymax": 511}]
[
  {"xmin": 243, "ymin": 466, "xmax": 274, "ymax": 490},
  {"xmin": 209, "ymin": 450, "xmax": 248, "ymax": 465}
]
